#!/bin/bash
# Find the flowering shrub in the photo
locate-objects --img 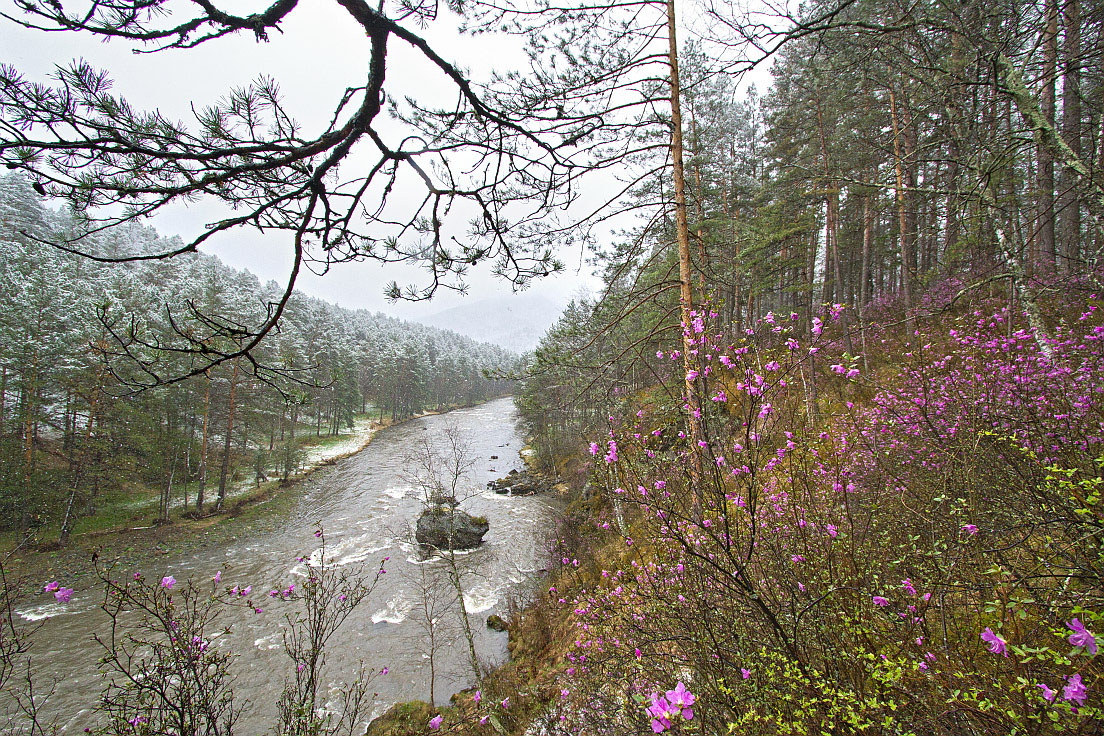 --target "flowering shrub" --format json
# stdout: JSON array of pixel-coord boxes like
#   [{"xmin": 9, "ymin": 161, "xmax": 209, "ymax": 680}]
[{"xmin": 553, "ymin": 299, "xmax": 1104, "ymax": 734}]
